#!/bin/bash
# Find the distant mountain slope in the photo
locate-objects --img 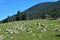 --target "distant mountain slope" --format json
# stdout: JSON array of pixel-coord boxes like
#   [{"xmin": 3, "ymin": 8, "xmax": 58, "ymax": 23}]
[
  {"xmin": 24, "ymin": 2, "xmax": 54, "ymax": 13},
  {"xmin": 0, "ymin": 1, "xmax": 60, "ymax": 23},
  {"xmin": 23, "ymin": 1, "xmax": 60, "ymax": 19}
]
